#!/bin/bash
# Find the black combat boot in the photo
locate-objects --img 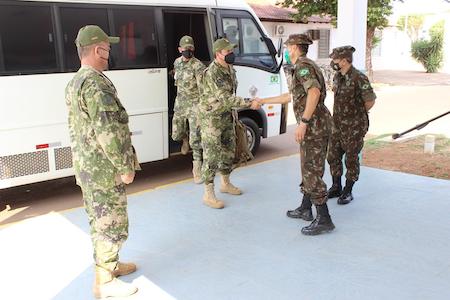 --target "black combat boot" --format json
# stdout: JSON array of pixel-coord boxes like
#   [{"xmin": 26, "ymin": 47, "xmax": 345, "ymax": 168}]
[
  {"xmin": 301, "ymin": 203, "xmax": 335, "ymax": 235},
  {"xmin": 327, "ymin": 176, "xmax": 342, "ymax": 198},
  {"xmin": 337, "ymin": 179, "xmax": 354, "ymax": 205},
  {"xmin": 286, "ymin": 194, "xmax": 313, "ymax": 221}
]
